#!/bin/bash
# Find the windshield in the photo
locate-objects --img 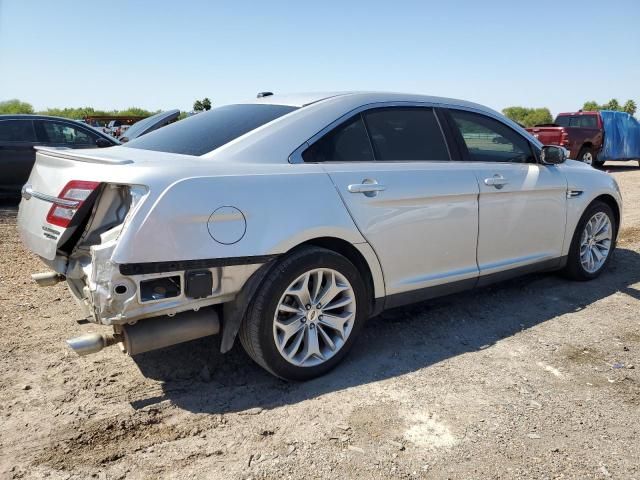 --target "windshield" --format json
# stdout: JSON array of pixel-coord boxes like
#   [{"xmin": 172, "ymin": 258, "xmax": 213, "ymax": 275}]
[
  {"xmin": 122, "ymin": 104, "xmax": 298, "ymax": 155},
  {"xmin": 122, "ymin": 109, "xmax": 179, "ymax": 141}
]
